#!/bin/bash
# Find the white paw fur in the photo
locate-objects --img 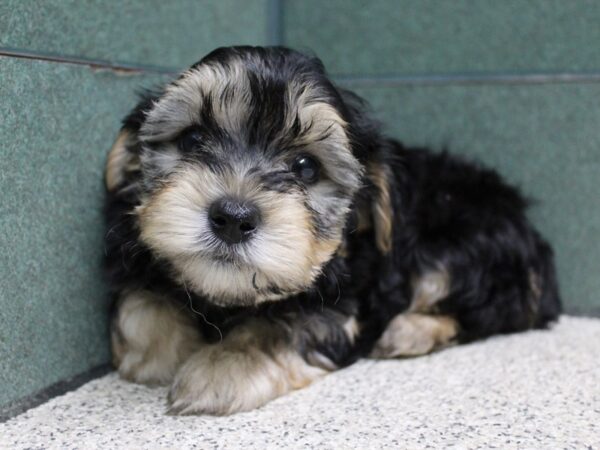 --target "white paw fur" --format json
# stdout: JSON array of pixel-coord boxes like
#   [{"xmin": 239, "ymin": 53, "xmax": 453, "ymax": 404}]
[
  {"xmin": 112, "ymin": 291, "xmax": 202, "ymax": 385},
  {"xmin": 168, "ymin": 327, "xmax": 326, "ymax": 415},
  {"xmin": 370, "ymin": 313, "xmax": 458, "ymax": 358}
]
